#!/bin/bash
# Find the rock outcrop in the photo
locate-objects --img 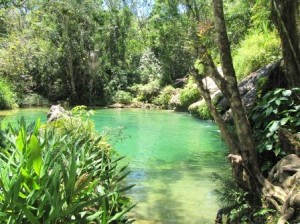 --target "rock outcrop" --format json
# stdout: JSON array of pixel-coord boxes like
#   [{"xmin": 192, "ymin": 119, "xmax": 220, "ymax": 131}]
[
  {"xmin": 189, "ymin": 61, "xmax": 281, "ymax": 121},
  {"xmin": 47, "ymin": 105, "xmax": 71, "ymax": 122}
]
